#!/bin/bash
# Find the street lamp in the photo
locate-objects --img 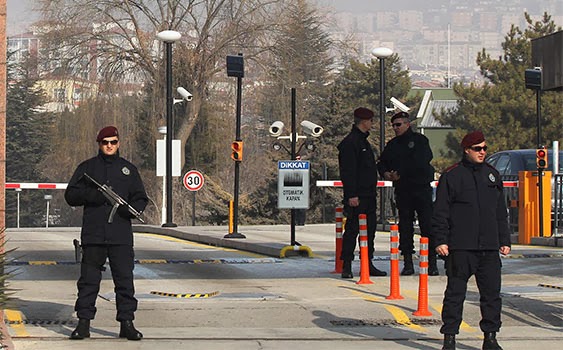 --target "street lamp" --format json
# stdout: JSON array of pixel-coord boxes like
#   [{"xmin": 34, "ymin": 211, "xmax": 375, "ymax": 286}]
[
  {"xmin": 371, "ymin": 47, "xmax": 393, "ymax": 228},
  {"xmin": 156, "ymin": 30, "xmax": 181, "ymax": 228}
]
